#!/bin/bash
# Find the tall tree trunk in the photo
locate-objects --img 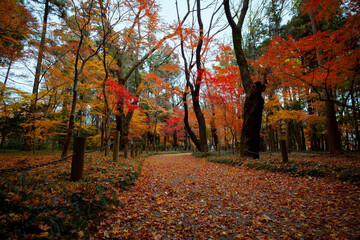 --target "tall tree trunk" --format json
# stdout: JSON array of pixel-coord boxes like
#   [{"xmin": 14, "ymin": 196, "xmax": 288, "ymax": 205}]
[
  {"xmin": 191, "ymin": 0, "xmax": 208, "ymax": 153},
  {"xmin": 351, "ymin": 91, "xmax": 359, "ymax": 151},
  {"xmin": 240, "ymin": 82, "xmax": 265, "ymax": 158},
  {"xmin": 1, "ymin": 58, "xmax": 13, "ymax": 101},
  {"xmin": 23, "ymin": 0, "xmax": 50, "ymax": 151},
  {"xmin": 183, "ymin": 92, "xmax": 201, "ymax": 151},
  {"xmin": 210, "ymin": 116, "xmax": 218, "ymax": 151},
  {"xmin": 179, "ymin": 0, "xmax": 207, "ymax": 153},
  {"xmin": 173, "ymin": 131, "xmax": 178, "ymax": 149},
  {"xmin": 192, "ymin": 97, "xmax": 208, "ymax": 152},
  {"xmin": 61, "ymin": 34, "xmax": 86, "ymax": 157},
  {"xmin": 116, "ymin": 99, "xmax": 135, "ymax": 151},
  {"xmin": 324, "ymin": 89, "xmax": 342, "ymax": 153},
  {"xmin": 0, "ymin": 58, "xmax": 13, "ymax": 149},
  {"xmin": 184, "ymin": 127, "xmax": 189, "ymax": 150},
  {"xmin": 268, "ymin": 125, "xmax": 275, "ymax": 152},
  {"xmin": 224, "ymin": 0, "xmax": 265, "ymax": 158},
  {"xmin": 294, "ymin": 121, "xmax": 305, "ymax": 151}
]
